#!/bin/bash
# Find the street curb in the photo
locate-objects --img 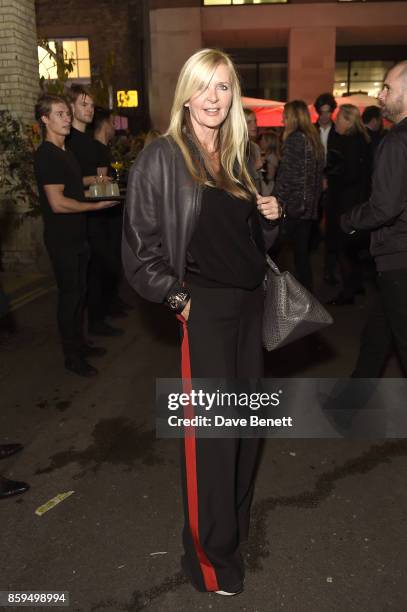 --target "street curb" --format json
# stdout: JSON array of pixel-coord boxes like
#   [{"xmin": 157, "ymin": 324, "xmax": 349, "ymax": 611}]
[{"xmin": 1, "ymin": 275, "xmax": 55, "ymax": 316}]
